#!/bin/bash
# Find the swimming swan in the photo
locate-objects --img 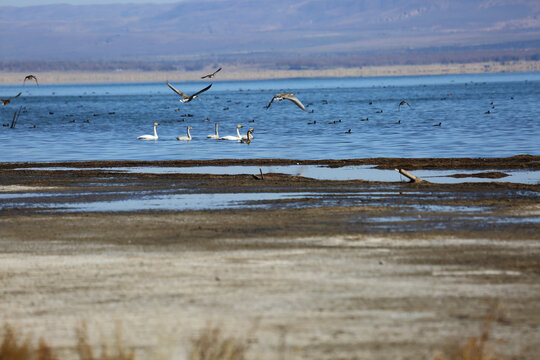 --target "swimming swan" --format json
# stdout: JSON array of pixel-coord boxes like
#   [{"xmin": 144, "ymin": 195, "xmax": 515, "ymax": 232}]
[
  {"xmin": 219, "ymin": 124, "xmax": 243, "ymax": 141},
  {"xmin": 137, "ymin": 122, "xmax": 159, "ymax": 140},
  {"xmin": 176, "ymin": 126, "xmax": 193, "ymax": 141},
  {"xmin": 239, "ymin": 128, "xmax": 254, "ymax": 144},
  {"xmin": 207, "ymin": 123, "xmax": 219, "ymax": 139}
]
